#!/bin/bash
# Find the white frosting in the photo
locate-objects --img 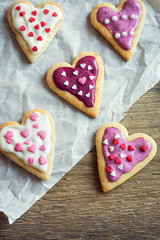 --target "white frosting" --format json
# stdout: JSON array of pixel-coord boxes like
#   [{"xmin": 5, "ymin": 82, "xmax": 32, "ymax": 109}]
[
  {"xmin": 11, "ymin": 3, "xmax": 63, "ymax": 54},
  {"xmin": 104, "ymin": 19, "xmax": 110, "ymax": 24},
  {"xmin": 0, "ymin": 112, "xmax": 52, "ymax": 172},
  {"xmin": 115, "ymin": 33, "xmax": 120, "ymax": 39},
  {"xmin": 121, "ymin": 14, "xmax": 127, "ymax": 20}
]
